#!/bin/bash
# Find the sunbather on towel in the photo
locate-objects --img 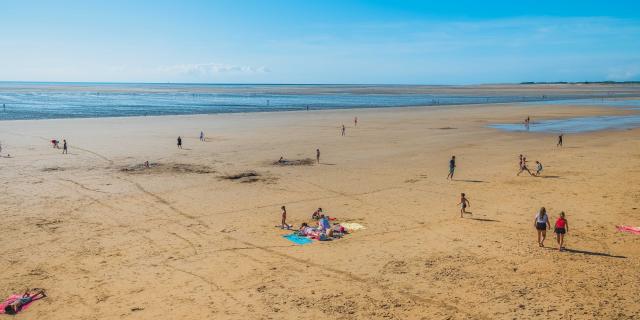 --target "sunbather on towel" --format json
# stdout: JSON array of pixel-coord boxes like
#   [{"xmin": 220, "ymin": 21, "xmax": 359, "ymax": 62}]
[
  {"xmin": 4, "ymin": 288, "xmax": 46, "ymax": 315},
  {"xmin": 298, "ymin": 223, "xmax": 321, "ymax": 237}
]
